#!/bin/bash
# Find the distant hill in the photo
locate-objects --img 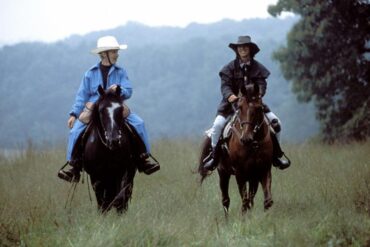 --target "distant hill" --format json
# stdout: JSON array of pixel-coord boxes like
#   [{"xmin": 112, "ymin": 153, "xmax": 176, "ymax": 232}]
[{"xmin": 0, "ymin": 17, "xmax": 319, "ymax": 148}]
